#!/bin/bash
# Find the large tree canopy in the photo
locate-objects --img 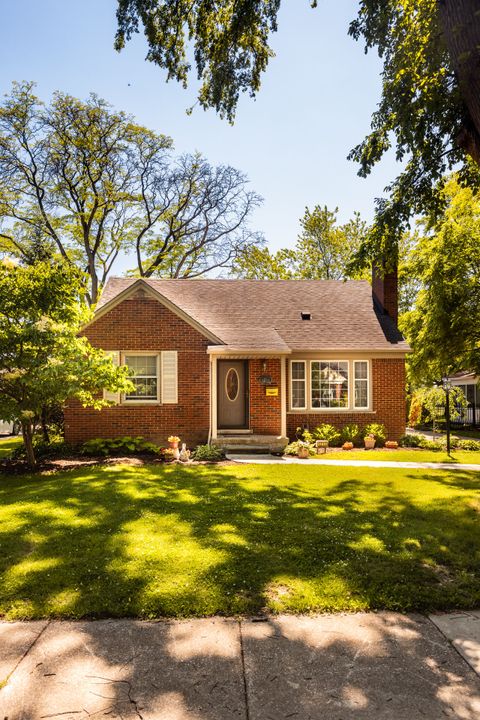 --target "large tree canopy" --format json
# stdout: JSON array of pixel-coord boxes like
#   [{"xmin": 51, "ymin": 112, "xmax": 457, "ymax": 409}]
[
  {"xmin": 114, "ymin": 1, "xmax": 480, "ymax": 265},
  {"xmin": 400, "ymin": 174, "xmax": 480, "ymax": 385},
  {"xmin": 0, "ymin": 83, "xmax": 262, "ymax": 304}
]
